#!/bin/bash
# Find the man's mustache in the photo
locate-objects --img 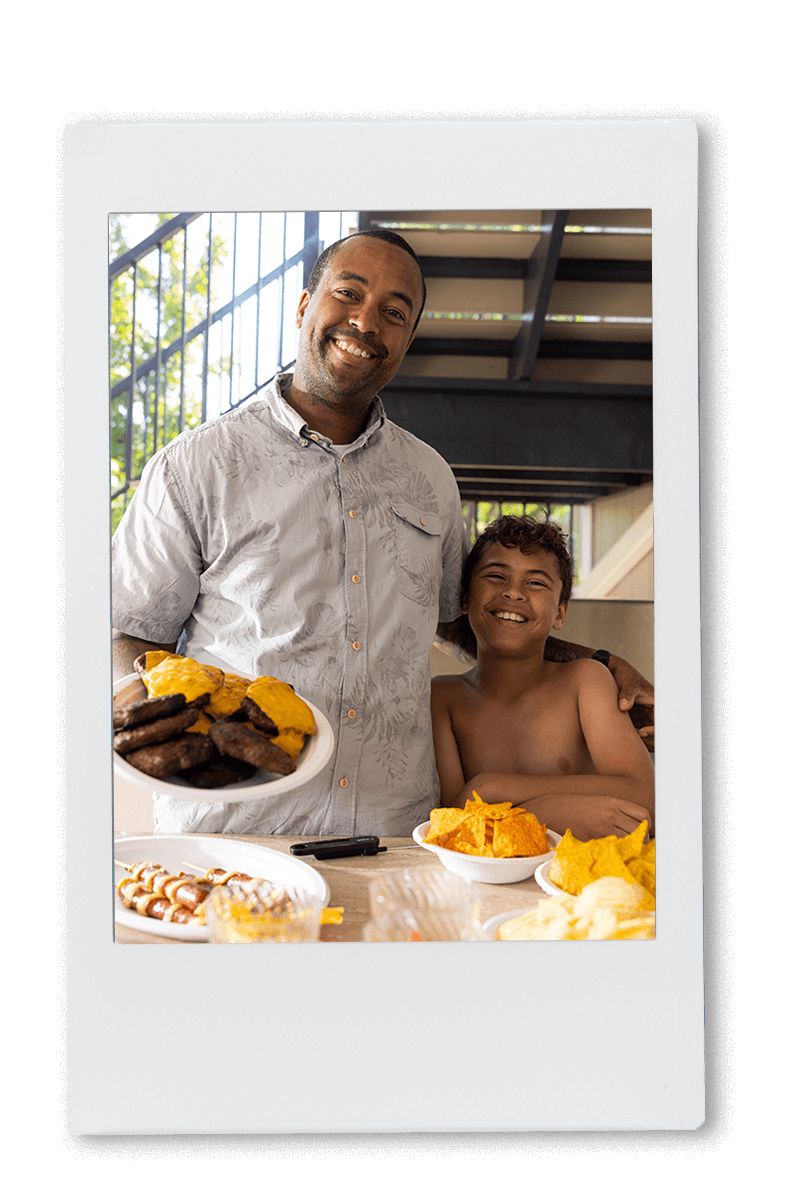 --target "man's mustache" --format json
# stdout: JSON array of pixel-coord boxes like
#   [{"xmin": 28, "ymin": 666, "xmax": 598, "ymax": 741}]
[{"xmin": 323, "ymin": 327, "xmax": 387, "ymax": 360}]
